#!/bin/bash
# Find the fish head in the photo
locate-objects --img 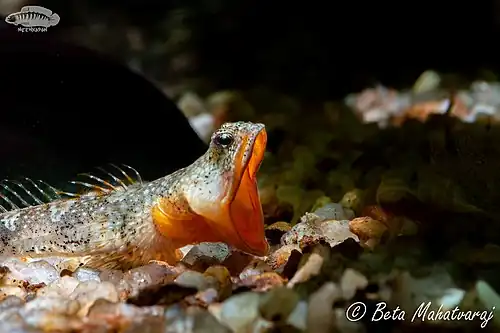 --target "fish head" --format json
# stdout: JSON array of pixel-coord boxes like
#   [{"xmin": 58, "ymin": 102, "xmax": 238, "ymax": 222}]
[
  {"xmin": 5, "ymin": 14, "xmax": 18, "ymax": 25},
  {"xmin": 184, "ymin": 121, "xmax": 269, "ymax": 256}
]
